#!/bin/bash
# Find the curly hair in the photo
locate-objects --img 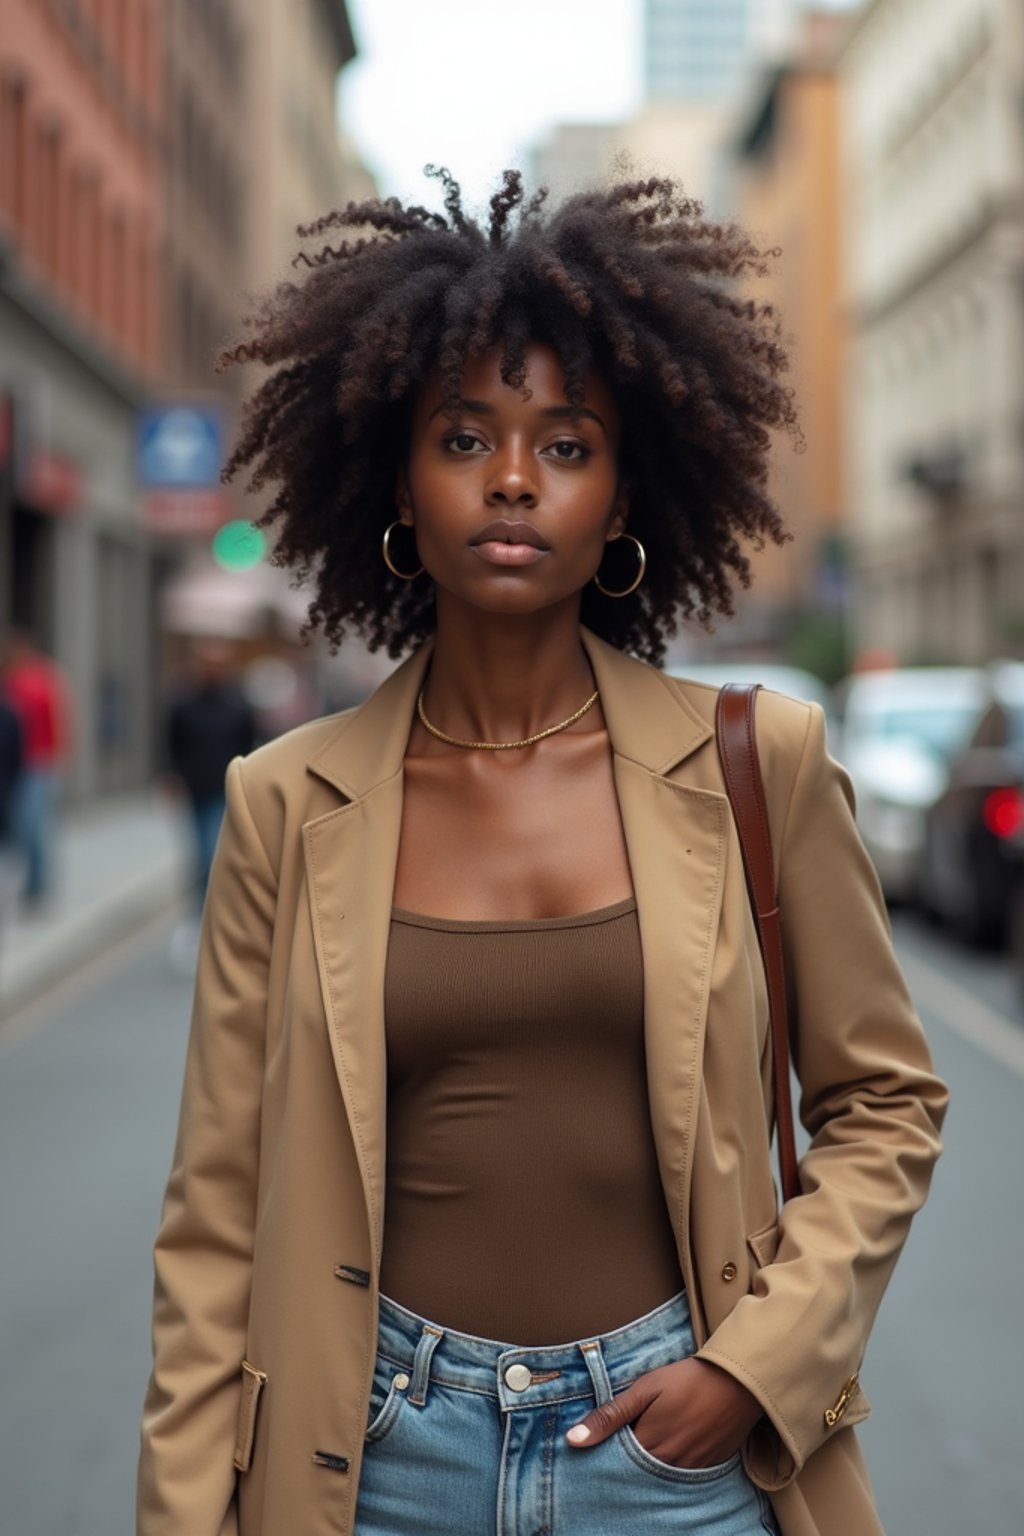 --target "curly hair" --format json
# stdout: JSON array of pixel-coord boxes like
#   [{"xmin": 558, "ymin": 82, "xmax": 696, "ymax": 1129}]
[{"xmin": 219, "ymin": 167, "xmax": 798, "ymax": 664}]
